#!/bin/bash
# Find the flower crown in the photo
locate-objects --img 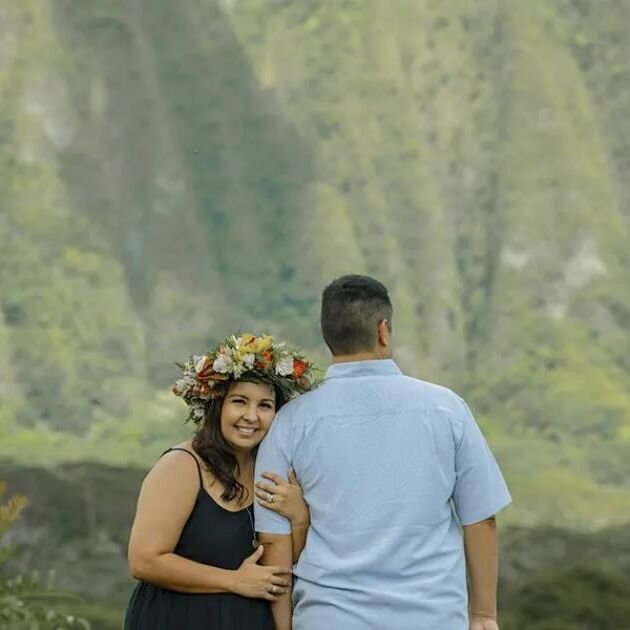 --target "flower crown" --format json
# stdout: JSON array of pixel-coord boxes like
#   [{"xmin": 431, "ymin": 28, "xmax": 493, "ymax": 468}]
[{"xmin": 172, "ymin": 333, "xmax": 315, "ymax": 423}]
